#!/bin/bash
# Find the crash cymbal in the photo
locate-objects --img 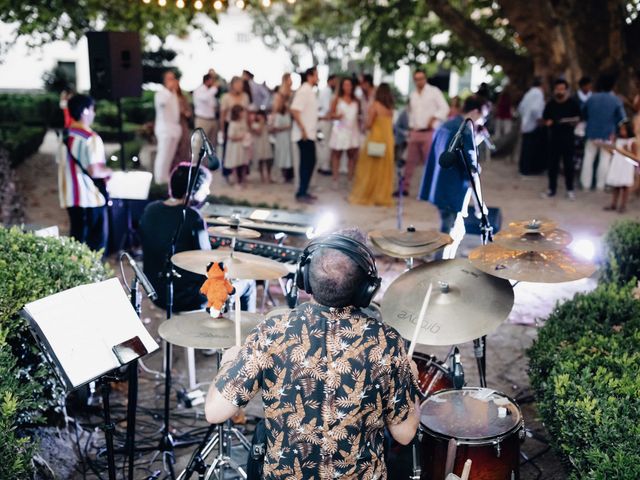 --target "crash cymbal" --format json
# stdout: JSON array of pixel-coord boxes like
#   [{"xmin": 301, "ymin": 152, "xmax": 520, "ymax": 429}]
[
  {"xmin": 208, "ymin": 225, "xmax": 261, "ymax": 239},
  {"xmin": 505, "ymin": 218, "xmax": 558, "ymax": 234},
  {"xmin": 171, "ymin": 250, "xmax": 289, "ymax": 280},
  {"xmin": 370, "ymin": 230, "xmax": 452, "ymax": 259},
  {"xmin": 158, "ymin": 310, "xmax": 263, "ymax": 349},
  {"xmin": 380, "ymin": 259, "xmax": 514, "ymax": 346},
  {"xmin": 494, "ymin": 228, "xmax": 572, "ymax": 252},
  {"xmin": 468, "ymin": 243, "xmax": 597, "ymax": 283}
]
